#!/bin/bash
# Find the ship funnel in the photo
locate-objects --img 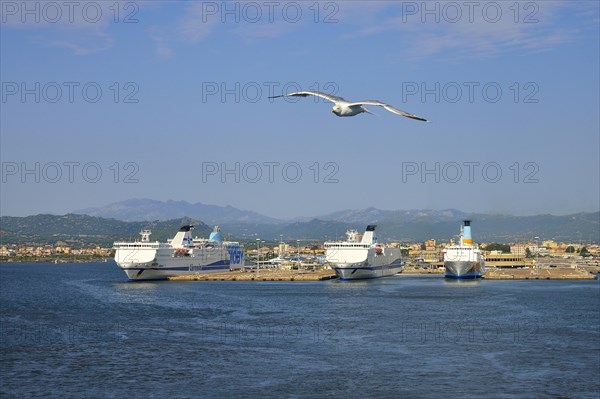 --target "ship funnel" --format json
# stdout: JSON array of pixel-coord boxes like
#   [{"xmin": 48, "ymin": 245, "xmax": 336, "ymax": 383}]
[
  {"xmin": 209, "ymin": 225, "xmax": 223, "ymax": 243},
  {"xmin": 462, "ymin": 220, "xmax": 472, "ymax": 245},
  {"xmin": 361, "ymin": 225, "xmax": 377, "ymax": 244},
  {"xmin": 171, "ymin": 225, "xmax": 195, "ymax": 248}
]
